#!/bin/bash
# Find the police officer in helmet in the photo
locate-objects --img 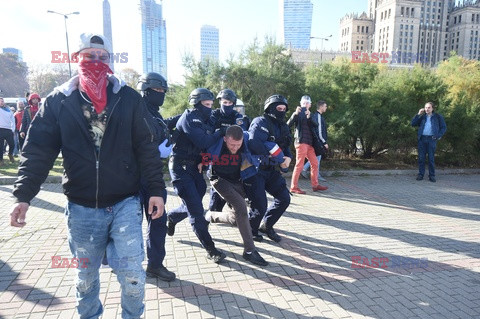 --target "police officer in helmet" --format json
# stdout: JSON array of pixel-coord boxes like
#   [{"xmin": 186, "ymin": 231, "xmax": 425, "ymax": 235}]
[
  {"xmin": 244, "ymin": 94, "xmax": 292, "ymax": 243},
  {"xmin": 136, "ymin": 72, "xmax": 176, "ymax": 281},
  {"xmin": 207, "ymin": 89, "xmax": 248, "ymax": 213},
  {"xmin": 166, "ymin": 88, "xmax": 227, "ymax": 263},
  {"xmin": 233, "ymin": 99, "xmax": 250, "ymax": 130}
]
